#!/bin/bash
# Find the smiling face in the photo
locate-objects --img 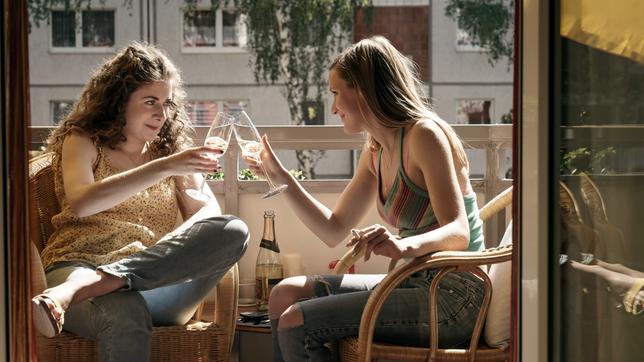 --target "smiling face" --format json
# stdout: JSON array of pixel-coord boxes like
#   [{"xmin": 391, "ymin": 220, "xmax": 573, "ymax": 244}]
[
  {"xmin": 329, "ymin": 69, "xmax": 369, "ymax": 134},
  {"xmin": 122, "ymin": 80, "xmax": 174, "ymax": 145}
]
